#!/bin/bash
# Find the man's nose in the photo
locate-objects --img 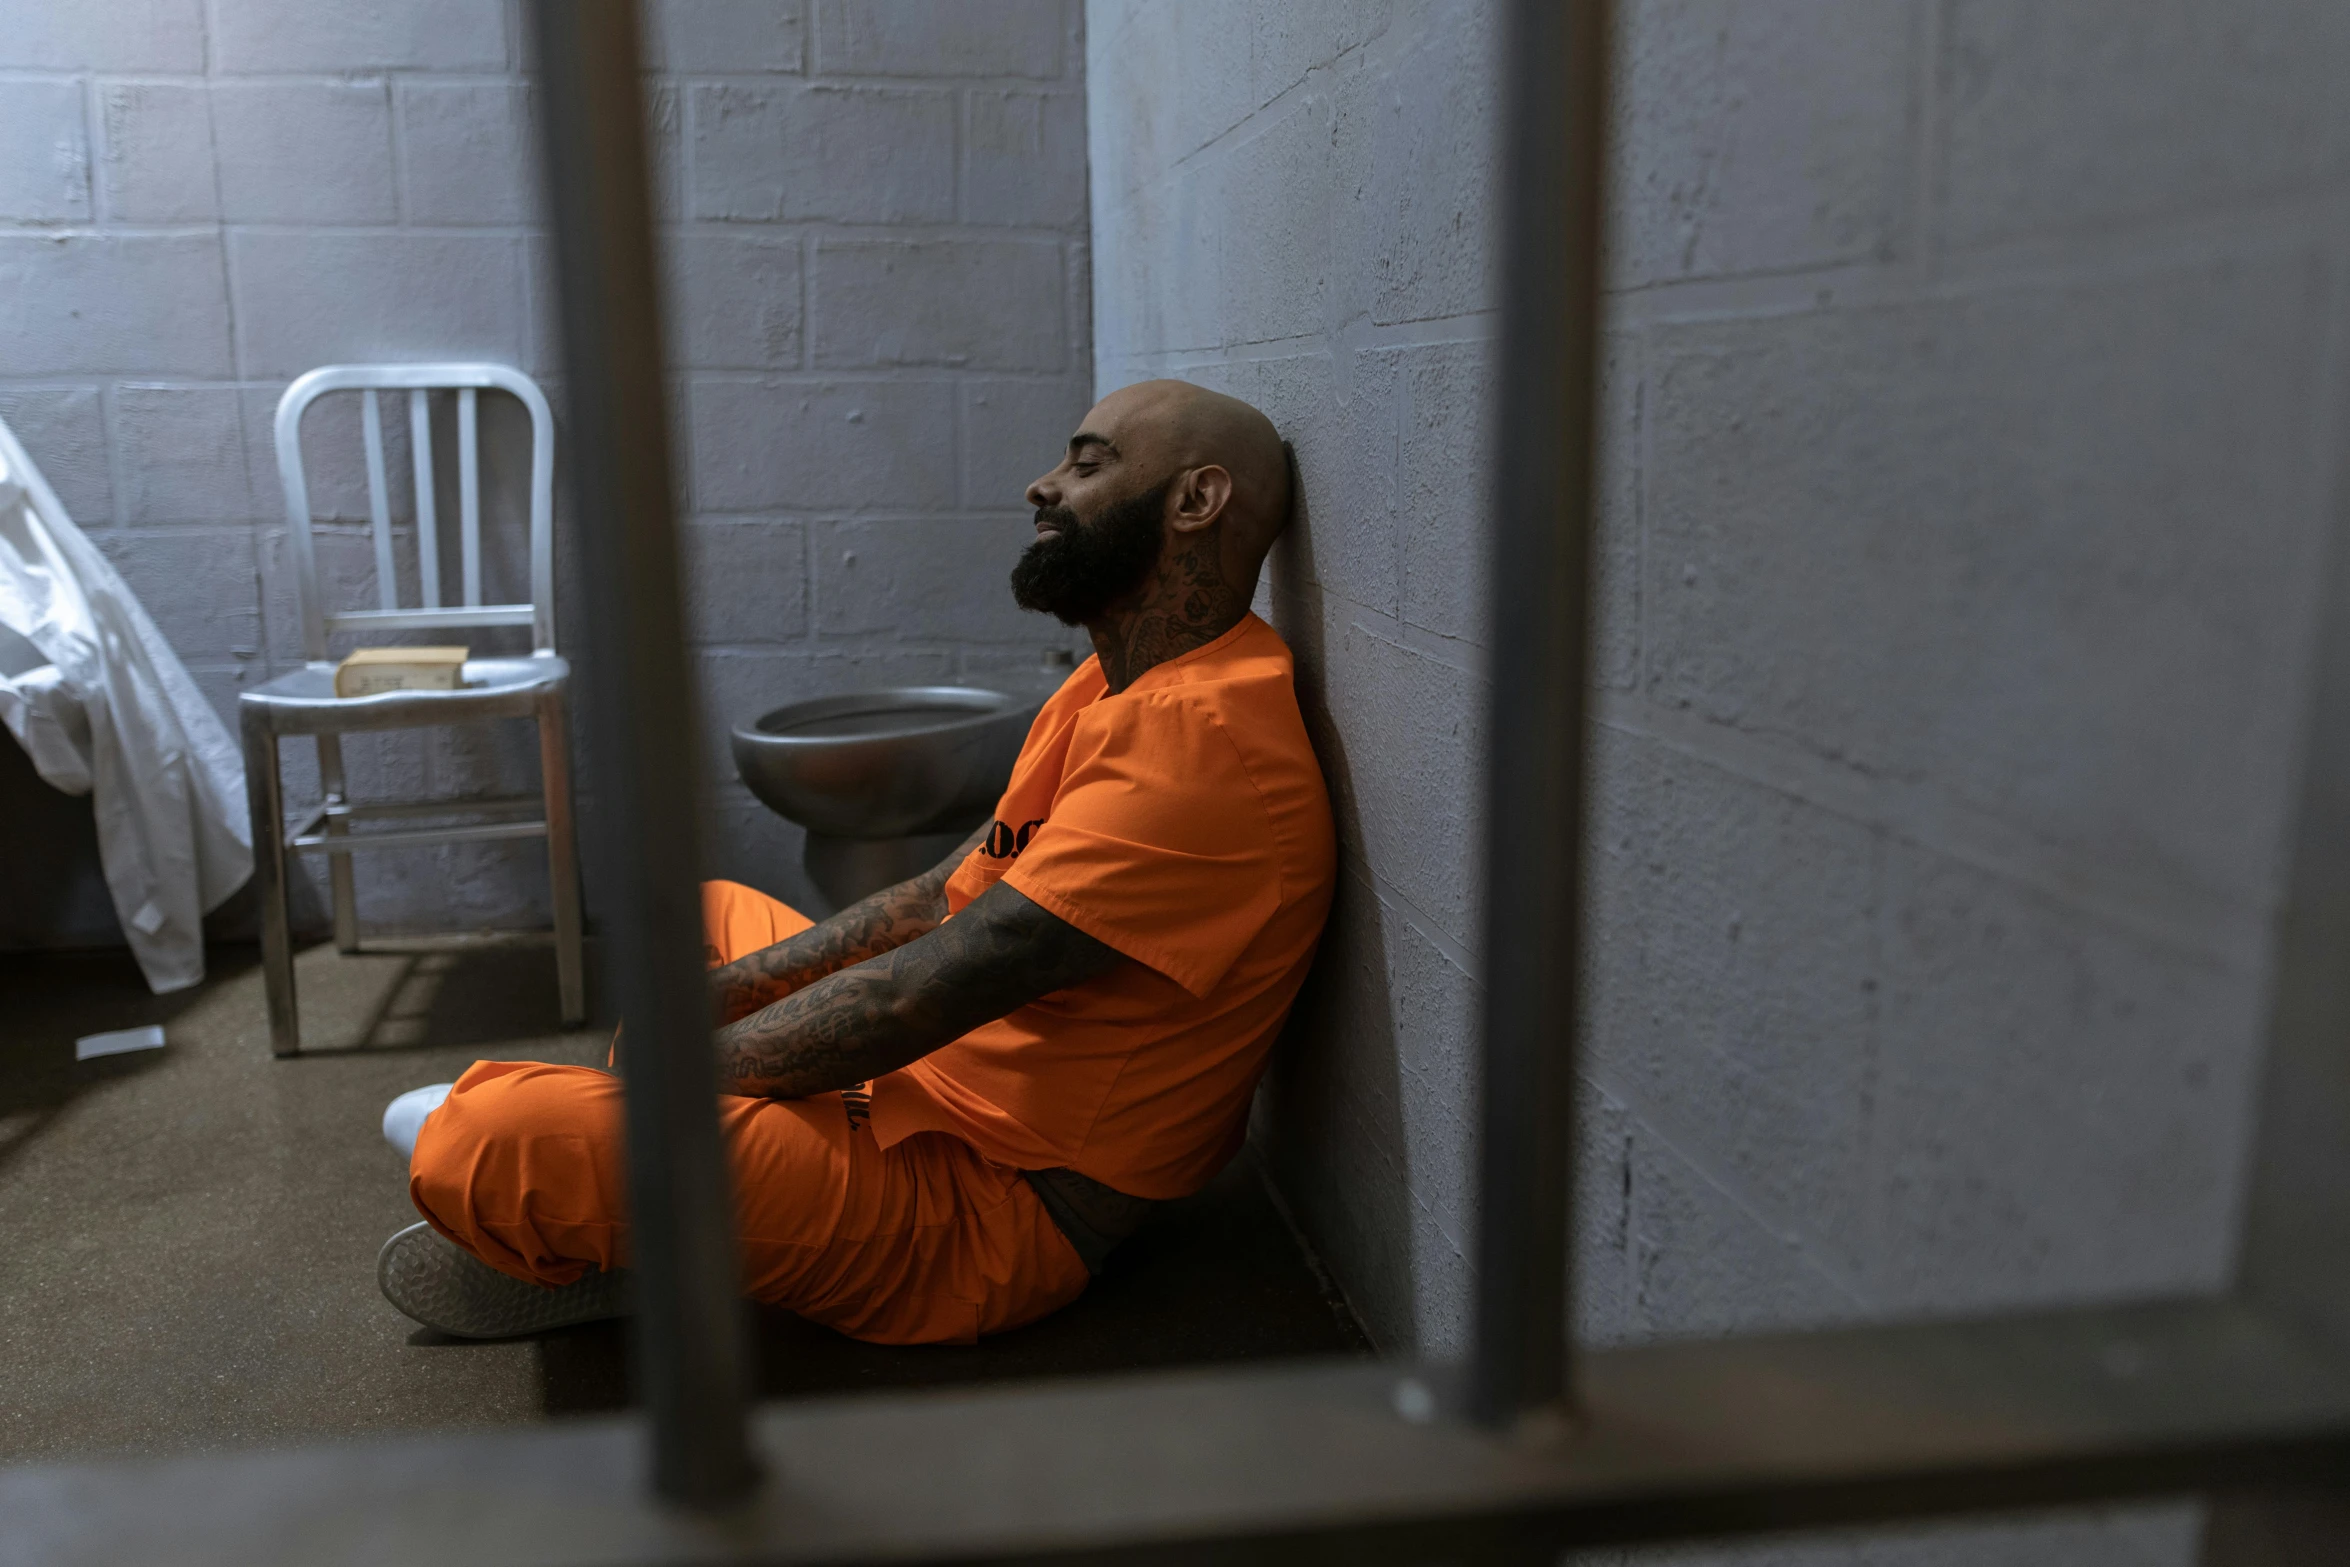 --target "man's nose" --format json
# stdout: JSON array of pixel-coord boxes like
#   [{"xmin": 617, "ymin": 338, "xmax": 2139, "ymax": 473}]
[{"xmin": 1025, "ymin": 473, "xmax": 1058, "ymax": 509}]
